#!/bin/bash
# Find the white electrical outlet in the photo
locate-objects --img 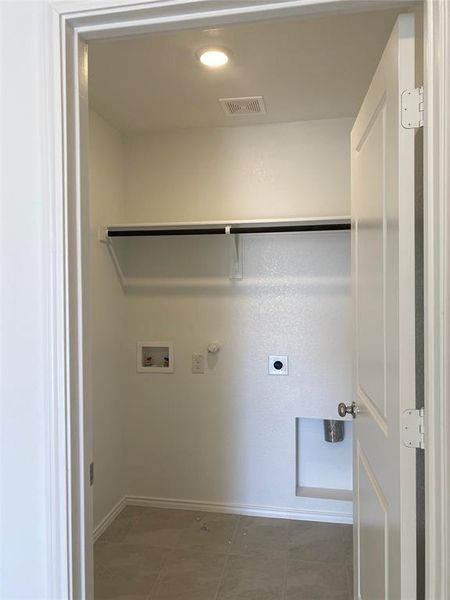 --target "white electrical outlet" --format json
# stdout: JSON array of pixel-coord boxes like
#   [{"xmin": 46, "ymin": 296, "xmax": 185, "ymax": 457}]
[{"xmin": 192, "ymin": 353, "xmax": 205, "ymax": 374}]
